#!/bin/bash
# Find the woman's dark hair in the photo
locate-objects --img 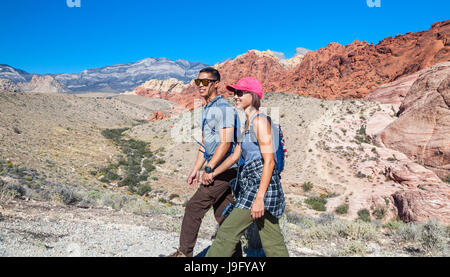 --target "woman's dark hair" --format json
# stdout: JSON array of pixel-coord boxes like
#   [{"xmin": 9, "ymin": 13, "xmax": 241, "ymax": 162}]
[
  {"xmin": 249, "ymin": 91, "xmax": 261, "ymax": 110},
  {"xmin": 199, "ymin": 67, "xmax": 221, "ymax": 81}
]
